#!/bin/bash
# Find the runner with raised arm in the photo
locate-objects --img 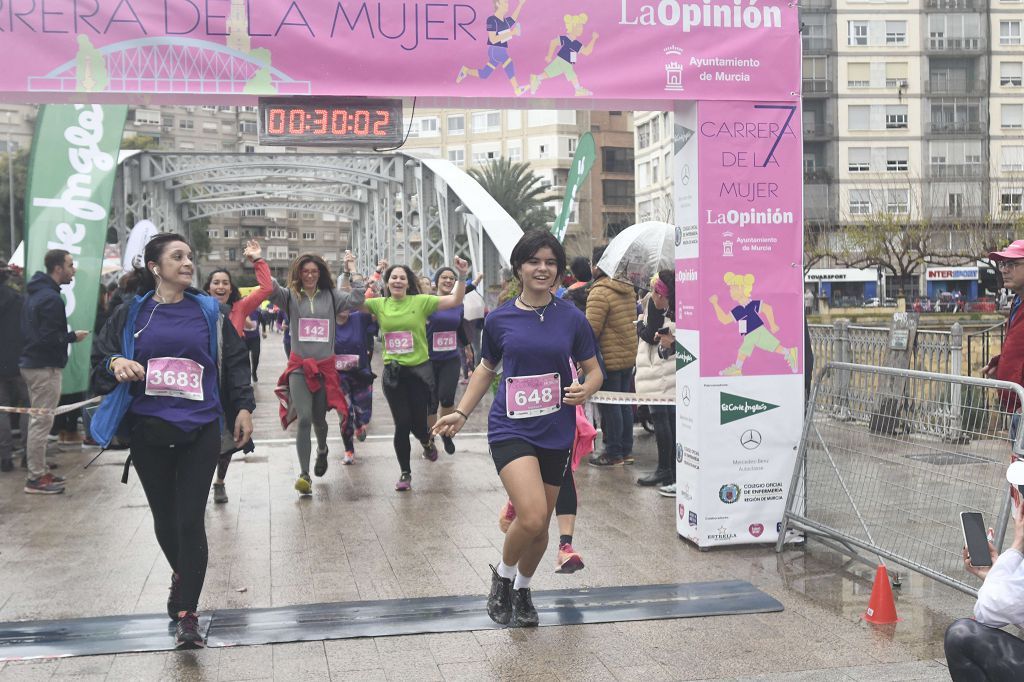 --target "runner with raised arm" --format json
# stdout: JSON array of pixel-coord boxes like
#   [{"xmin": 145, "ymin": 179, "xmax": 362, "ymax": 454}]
[
  {"xmin": 268, "ymin": 252, "xmax": 364, "ymax": 495},
  {"xmin": 363, "ymin": 258, "xmax": 469, "ymax": 491},
  {"xmin": 433, "ymin": 231, "xmax": 602, "ymax": 627}
]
